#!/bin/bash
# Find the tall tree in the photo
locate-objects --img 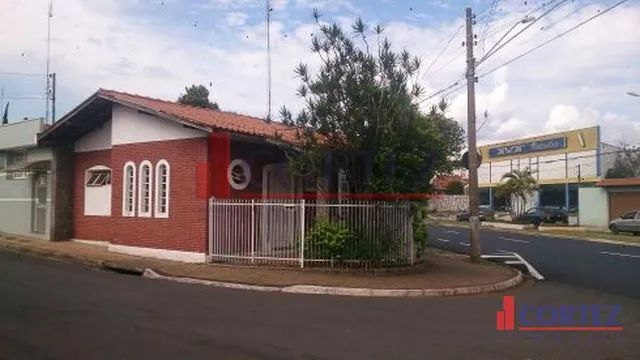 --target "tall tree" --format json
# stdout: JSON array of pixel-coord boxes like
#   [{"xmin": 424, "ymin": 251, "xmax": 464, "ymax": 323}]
[
  {"xmin": 605, "ymin": 146, "xmax": 640, "ymax": 178},
  {"xmin": 279, "ymin": 15, "xmax": 464, "ymax": 195},
  {"xmin": 177, "ymin": 84, "xmax": 219, "ymax": 110},
  {"xmin": 495, "ymin": 168, "xmax": 537, "ymax": 218}
]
